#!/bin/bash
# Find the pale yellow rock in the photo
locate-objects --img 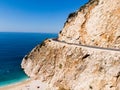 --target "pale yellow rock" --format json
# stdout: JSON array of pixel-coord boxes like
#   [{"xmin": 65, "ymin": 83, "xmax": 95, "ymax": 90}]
[
  {"xmin": 22, "ymin": 39, "xmax": 120, "ymax": 90},
  {"xmin": 21, "ymin": 0, "xmax": 120, "ymax": 90},
  {"xmin": 59, "ymin": 0, "xmax": 120, "ymax": 49}
]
